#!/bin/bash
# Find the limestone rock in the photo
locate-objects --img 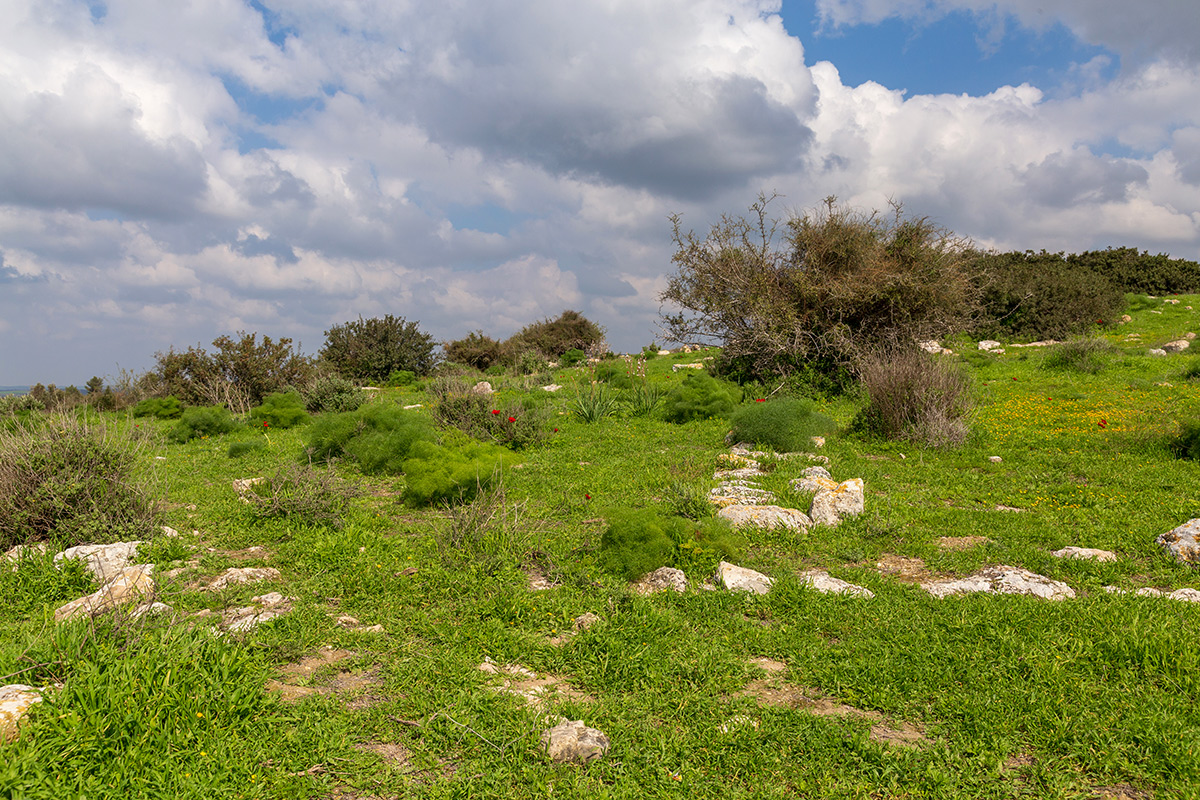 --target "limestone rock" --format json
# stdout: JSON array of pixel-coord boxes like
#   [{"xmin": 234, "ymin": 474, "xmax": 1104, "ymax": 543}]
[
  {"xmin": 790, "ymin": 475, "xmax": 838, "ymax": 494},
  {"xmin": 718, "ymin": 504, "xmax": 812, "ymax": 532},
  {"xmin": 988, "ymin": 456, "xmax": 1003, "ymax": 463},
  {"xmin": 572, "ymin": 612, "xmax": 601, "ymax": 631},
  {"xmin": 802, "ymin": 466, "xmax": 832, "ymax": 480},
  {"xmin": 4, "ymin": 543, "xmax": 48, "ymax": 569},
  {"xmin": 1161, "ymin": 340, "xmax": 1191, "ymax": 353},
  {"xmin": 128, "ymin": 601, "xmax": 174, "ymax": 620},
  {"xmin": 55, "ymin": 541, "xmax": 144, "ymax": 582},
  {"xmin": 223, "ymin": 594, "xmax": 293, "ymax": 632},
  {"xmin": 207, "ymin": 567, "xmax": 282, "ymax": 591},
  {"xmin": 1104, "ymin": 586, "xmax": 1200, "ymax": 603},
  {"xmin": 917, "ymin": 340, "xmax": 942, "ymax": 353},
  {"xmin": 809, "ymin": 479, "xmax": 865, "ymax": 527},
  {"xmin": 716, "ymin": 561, "xmax": 773, "ymax": 595},
  {"xmin": 713, "ymin": 467, "xmax": 768, "ymax": 481},
  {"xmin": 633, "ymin": 566, "xmax": 686, "ymax": 595},
  {"xmin": 1187, "ymin": 332, "xmax": 1197, "ymax": 340},
  {"xmin": 1156, "ymin": 519, "xmax": 1200, "ymax": 566},
  {"xmin": 54, "ymin": 565, "xmax": 156, "ymax": 621},
  {"xmin": 1148, "ymin": 348, "xmax": 1168, "ymax": 356},
  {"xmin": 671, "ymin": 362, "xmax": 705, "ymax": 372},
  {"xmin": 1, "ymin": 685, "xmax": 54, "ymax": 742},
  {"xmin": 709, "ymin": 483, "xmax": 776, "ymax": 508},
  {"xmin": 232, "ymin": 477, "xmax": 265, "ymax": 498},
  {"xmin": 978, "ymin": 340, "xmax": 1002, "ymax": 351},
  {"xmin": 799, "ymin": 570, "xmax": 874, "ymax": 599},
  {"xmin": 470, "ymin": 381, "xmax": 493, "ymax": 395},
  {"xmin": 922, "ymin": 566, "xmax": 1075, "ymax": 600},
  {"xmin": 541, "ymin": 719, "xmax": 611, "ymax": 764},
  {"xmin": 1051, "ymin": 546, "xmax": 1118, "ymax": 562},
  {"xmin": 542, "ymin": 384, "xmax": 563, "ymax": 392}
]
